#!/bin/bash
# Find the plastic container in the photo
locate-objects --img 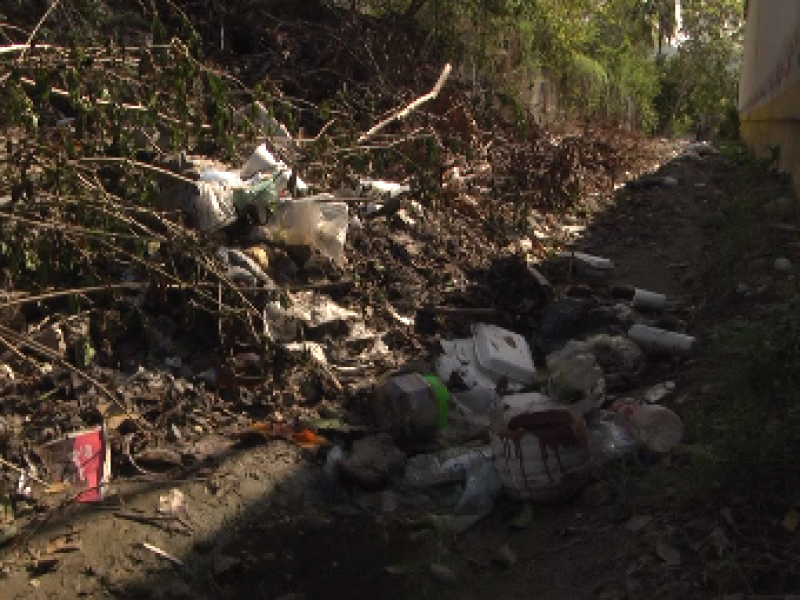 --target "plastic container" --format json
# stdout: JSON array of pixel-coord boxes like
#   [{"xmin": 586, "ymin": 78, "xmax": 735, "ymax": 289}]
[
  {"xmin": 472, "ymin": 323, "xmax": 536, "ymax": 385},
  {"xmin": 490, "ymin": 397, "xmax": 592, "ymax": 501},
  {"xmin": 373, "ymin": 373, "xmax": 449, "ymax": 443},
  {"xmin": 615, "ymin": 402, "xmax": 683, "ymax": 453},
  {"xmin": 632, "ymin": 288, "xmax": 667, "ymax": 311},
  {"xmin": 628, "ymin": 324, "xmax": 696, "ymax": 354},
  {"xmin": 436, "ymin": 325, "xmax": 535, "ymax": 392},
  {"xmin": 240, "ymin": 144, "xmax": 308, "ymax": 193}
]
